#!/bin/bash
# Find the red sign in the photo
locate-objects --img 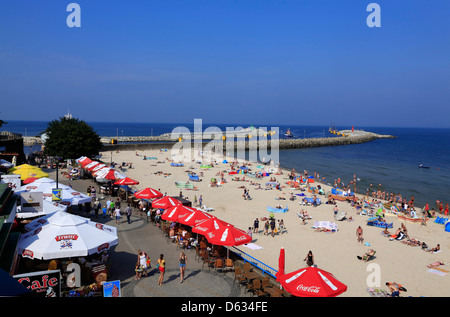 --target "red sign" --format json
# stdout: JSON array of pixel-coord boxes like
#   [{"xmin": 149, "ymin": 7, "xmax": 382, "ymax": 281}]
[{"xmin": 55, "ymin": 234, "xmax": 79, "ymax": 241}]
